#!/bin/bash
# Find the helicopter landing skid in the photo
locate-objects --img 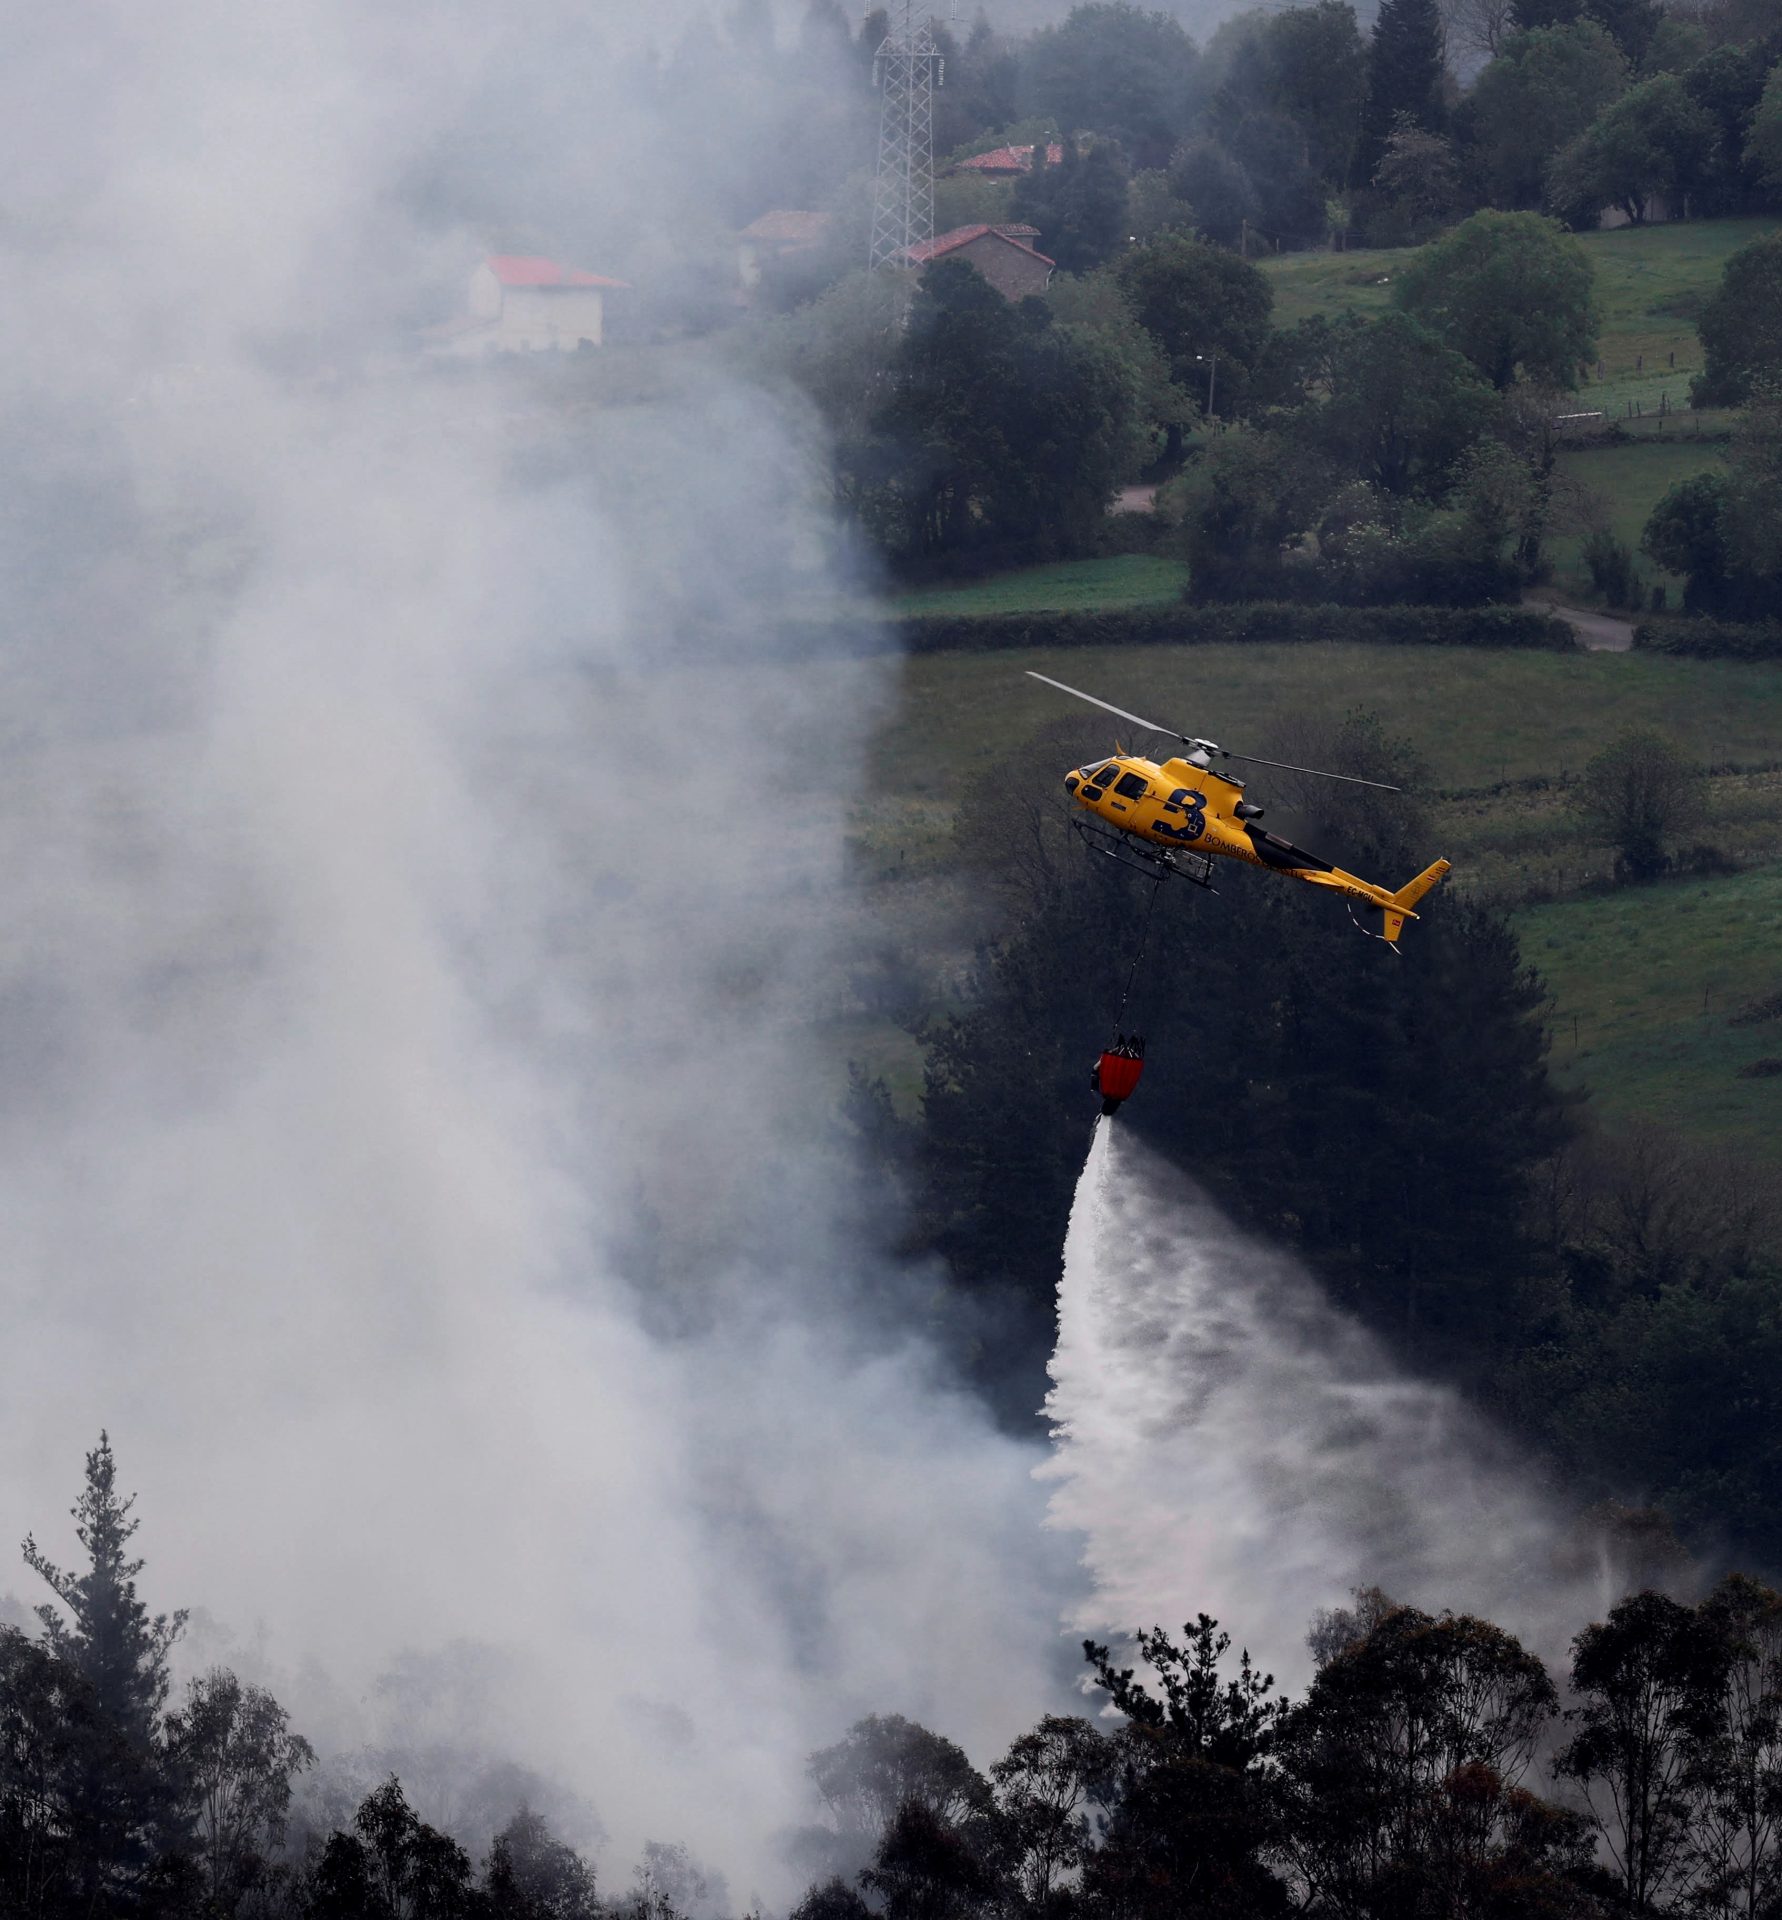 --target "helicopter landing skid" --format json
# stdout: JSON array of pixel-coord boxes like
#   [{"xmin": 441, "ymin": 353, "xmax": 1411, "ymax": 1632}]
[{"xmin": 1072, "ymin": 817, "xmax": 1216, "ymax": 890}]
